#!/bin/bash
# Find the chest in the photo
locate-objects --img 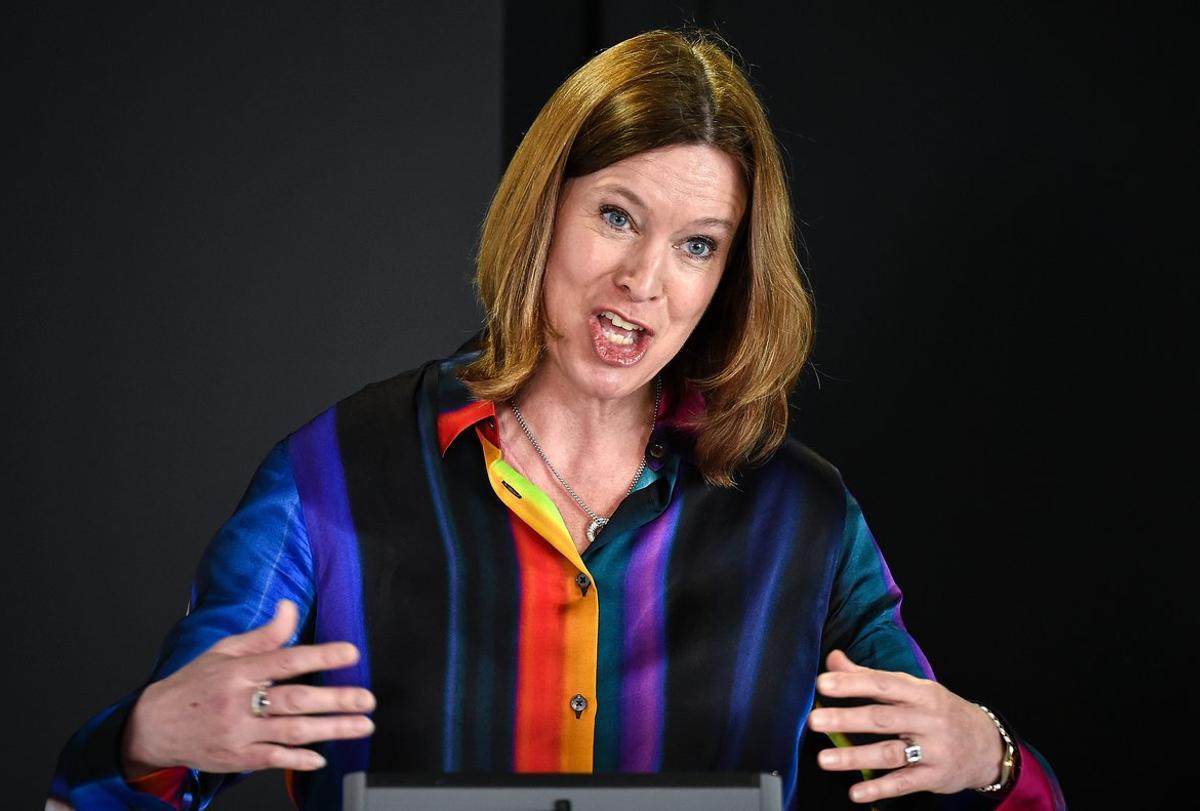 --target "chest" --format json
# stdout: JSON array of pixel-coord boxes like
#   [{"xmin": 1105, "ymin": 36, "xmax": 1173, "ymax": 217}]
[
  {"xmin": 350, "ymin": 501, "xmax": 830, "ymax": 777},
  {"xmin": 501, "ymin": 439, "xmax": 646, "ymax": 555},
  {"xmin": 322, "ymin": 401, "xmax": 843, "ymax": 775}
]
